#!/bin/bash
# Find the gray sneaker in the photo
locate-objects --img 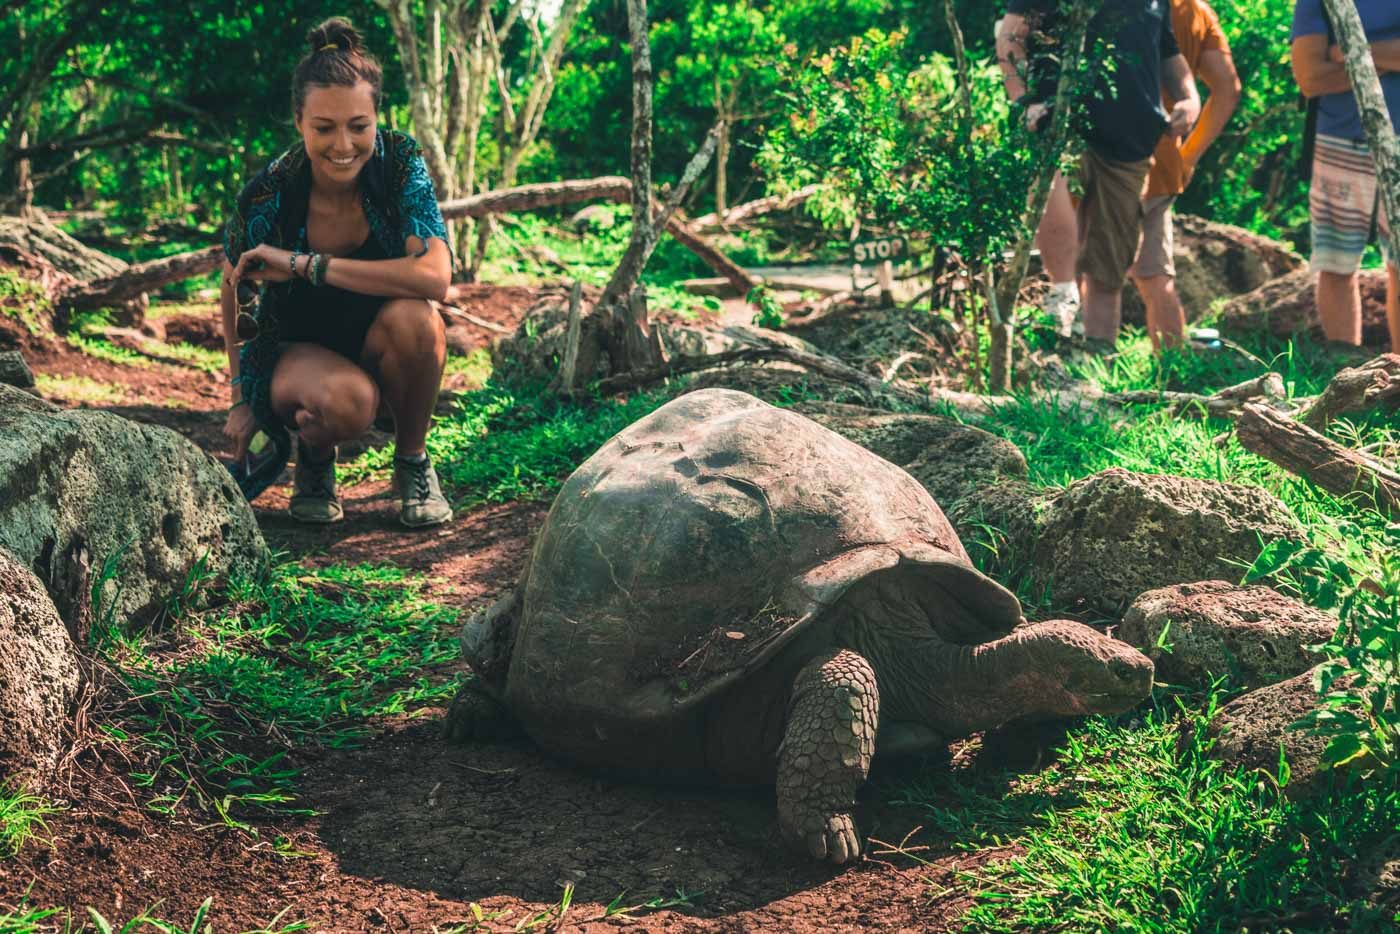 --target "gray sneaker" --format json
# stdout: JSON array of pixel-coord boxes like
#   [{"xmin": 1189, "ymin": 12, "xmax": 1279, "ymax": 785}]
[
  {"xmin": 289, "ymin": 442, "xmax": 343, "ymax": 524},
  {"xmin": 393, "ymin": 454, "xmax": 453, "ymax": 528}
]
